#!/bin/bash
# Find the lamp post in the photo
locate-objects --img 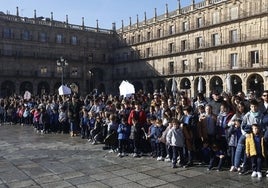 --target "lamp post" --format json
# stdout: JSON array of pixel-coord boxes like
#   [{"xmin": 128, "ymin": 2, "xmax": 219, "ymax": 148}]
[{"xmin": 56, "ymin": 57, "xmax": 68, "ymax": 86}]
